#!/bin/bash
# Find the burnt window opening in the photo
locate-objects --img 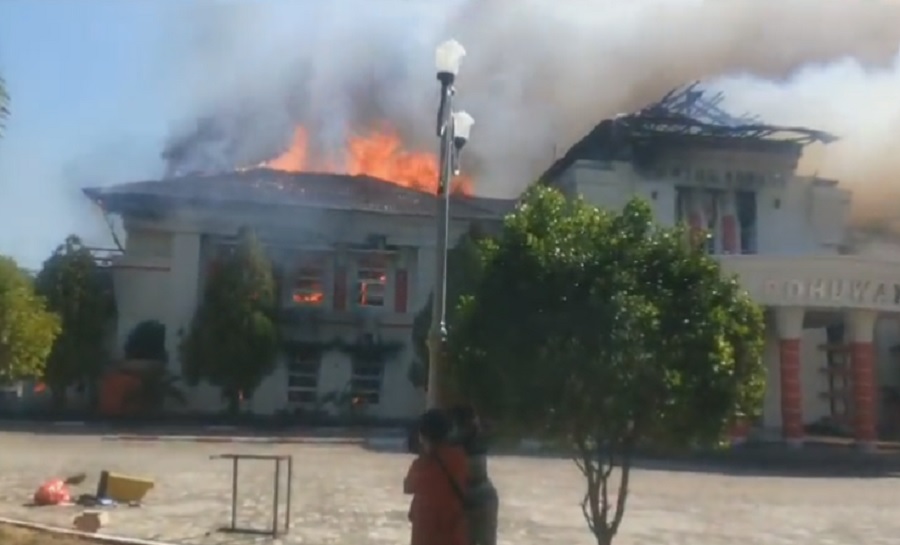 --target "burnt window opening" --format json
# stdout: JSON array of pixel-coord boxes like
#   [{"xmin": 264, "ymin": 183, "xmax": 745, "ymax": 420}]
[
  {"xmin": 356, "ymin": 259, "xmax": 388, "ymax": 308},
  {"xmin": 290, "ymin": 265, "xmax": 325, "ymax": 306},
  {"xmin": 736, "ymin": 190, "xmax": 758, "ymax": 254}
]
